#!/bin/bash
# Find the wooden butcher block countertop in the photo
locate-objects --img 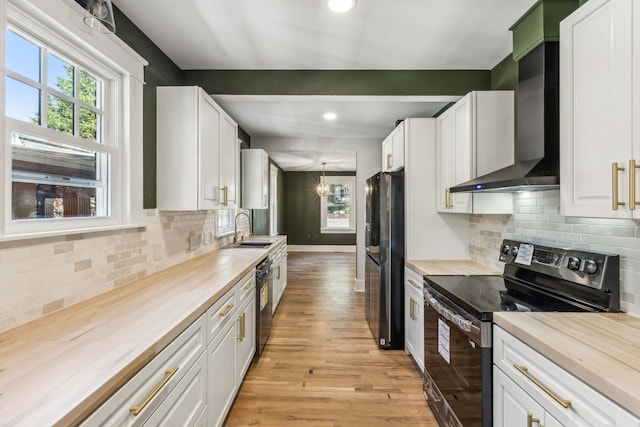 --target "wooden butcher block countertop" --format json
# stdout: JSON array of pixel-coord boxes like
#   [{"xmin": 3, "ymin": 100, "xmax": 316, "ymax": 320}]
[
  {"xmin": 407, "ymin": 259, "xmax": 502, "ymax": 276},
  {"xmin": 494, "ymin": 312, "xmax": 640, "ymax": 418},
  {"xmin": 0, "ymin": 236, "xmax": 286, "ymax": 427}
]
